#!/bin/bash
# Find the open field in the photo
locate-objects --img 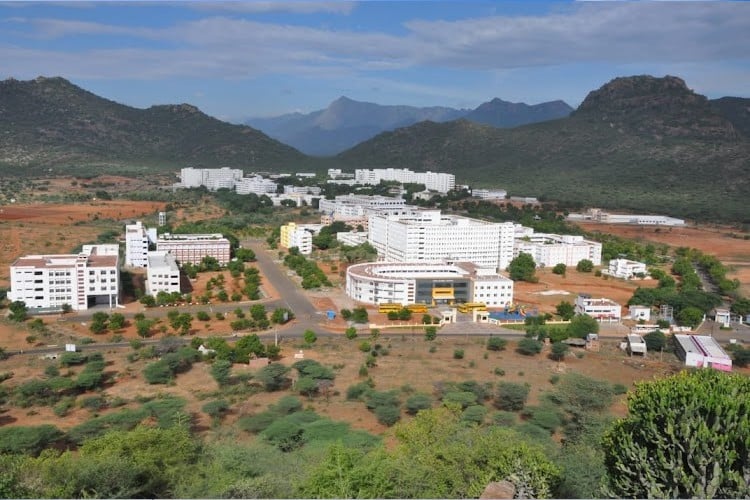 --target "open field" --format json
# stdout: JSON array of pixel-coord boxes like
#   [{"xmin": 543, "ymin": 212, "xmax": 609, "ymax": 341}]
[
  {"xmin": 578, "ymin": 222, "xmax": 750, "ymax": 261},
  {"xmin": 0, "ymin": 332, "xmax": 697, "ymax": 438},
  {"xmin": 0, "ymin": 200, "xmax": 167, "ymax": 286}
]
